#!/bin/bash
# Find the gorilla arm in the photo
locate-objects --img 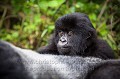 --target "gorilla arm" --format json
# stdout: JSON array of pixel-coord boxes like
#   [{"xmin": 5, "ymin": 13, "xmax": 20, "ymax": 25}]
[{"xmin": 37, "ymin": 35, "xmax": 59, "ymax": 55}]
